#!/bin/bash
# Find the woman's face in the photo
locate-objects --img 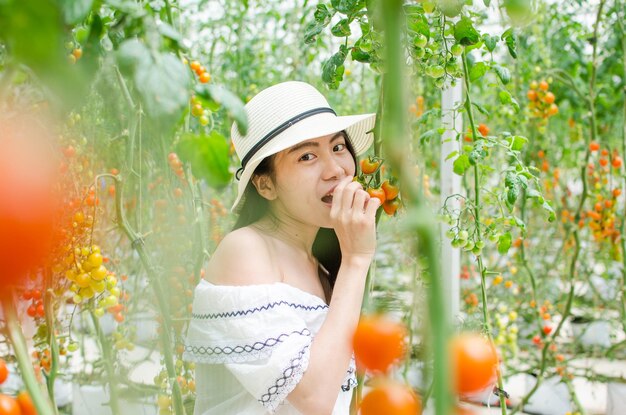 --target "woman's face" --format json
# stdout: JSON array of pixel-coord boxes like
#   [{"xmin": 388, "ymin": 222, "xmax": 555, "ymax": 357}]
[{"xmin": 266, "ymin": 131, "xmax": 356, "ymax": 228}]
